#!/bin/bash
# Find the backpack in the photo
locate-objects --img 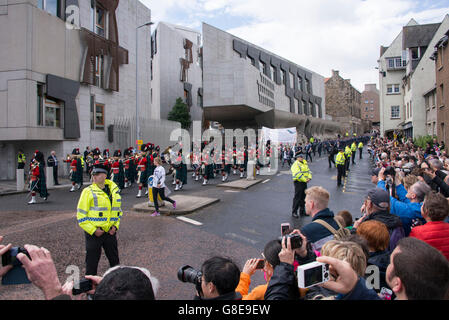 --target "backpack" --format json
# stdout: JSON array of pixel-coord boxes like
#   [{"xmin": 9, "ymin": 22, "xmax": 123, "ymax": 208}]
[{"xmin": 314, "ymin": 218, "xmax": 351, "ymax": 241}]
